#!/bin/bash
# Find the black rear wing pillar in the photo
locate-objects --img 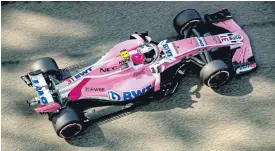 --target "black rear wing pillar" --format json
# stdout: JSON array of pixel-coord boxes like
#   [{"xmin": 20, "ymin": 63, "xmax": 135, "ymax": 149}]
[{"xmin": 204, "ymin": 8, "xmax": 232, "ymax": 24}]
